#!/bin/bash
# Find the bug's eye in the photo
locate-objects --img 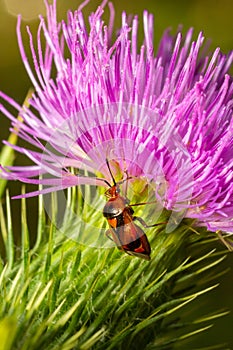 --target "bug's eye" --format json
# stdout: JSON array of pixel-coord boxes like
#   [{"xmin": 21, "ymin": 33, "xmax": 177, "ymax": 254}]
[{"xmin": 116, "ymin": 186, "xmax": 120, "ymax": 194}]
